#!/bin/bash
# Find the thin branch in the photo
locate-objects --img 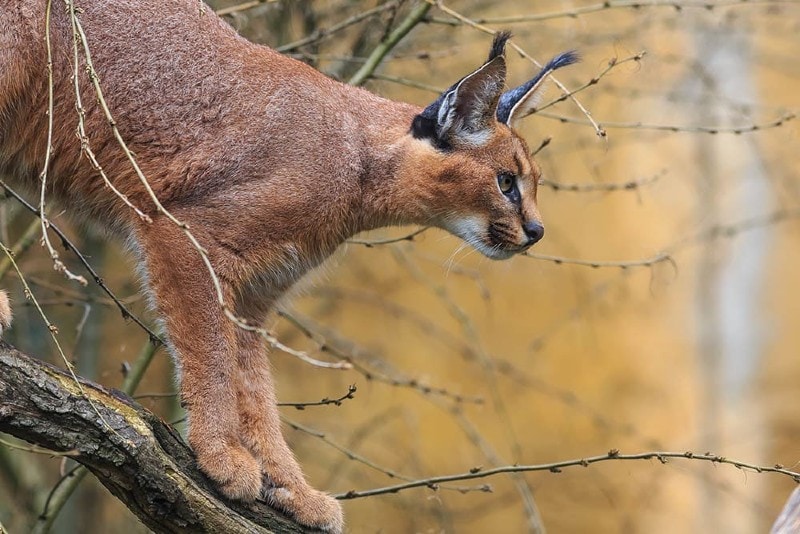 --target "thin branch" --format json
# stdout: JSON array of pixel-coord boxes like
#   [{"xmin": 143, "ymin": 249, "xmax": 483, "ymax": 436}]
[
  {"xmin": 541, "ymin": 171, "xmax": 664, "ymax": 192},
  {"xmin": 277, "ymin": 2, "xmax": 400, "ymax": 53},
  {"xmin": 530, "ymin": 137, "xmax": 552, "ymax": 157},
  {"xmin": 40, "ymin": 0, "xmax": 86, "ymax": 285},
  {"xmin": 338, "ymin": 449, "xmax": 800, "ymax": 499},
  {"xmin": 0, "ymin": 180, "xmax": 162, "ymax": 345},
  {"xmin": 369, "ymin": 73, "xmax": 443, "ymax": 93},
  {"xmin": 66, "ymin": 0, "xmax": 151, "ymax": 223},
  {"xmin": 285, "ymin": 418, "xmax": 490, "ymax": 495},
  {"xmin": 133, "ymin": 392, "xmax": 178, "ymax": 400},
  {"xmin": 278, "ymin": 309, "xmax": 484, "ymax": 404},
  {"xmin": 533, "ymin": 52, "xmax": 646, "ymax": 114},
  {"xmin": 0, "ymin": 218, "xmax": 40, "ymax": 279},
  {"xmin": 522, "ymin": 251, "xmax": 675, "ymax": 270},
  {"xmin": 537, "ymin": 111, "xmax": 796, "ymax": 134},
  {"xmin": 668, "ymin": 207, "xmax": 800, "ymax": 253},
  {"xmin": 348, "ymin": 1, "xmax": 433, "ymax": 86},
  {"xmin": 32, "ymin": 466, "xmax": 88, "ymax": 534},
  {"xmin": 279, "ymin": 384, "xmax": 357, "ymax": 409},
  {"xmin": 215, "ymin": 0, "xmax": 280, "ymax": 17},
  {"xmin": 348, "ymin": 227, "xmax": 430, "ymax": 246},
  {"xmin": 285, "ymin": 417, "xmax": 423, "ymax": 484},
  {"xmin": 426, "ymin": 0, "xmax": 799, "ymax": 25},
  {"xmin": 348, "ymin": 225, "xmax": 673, "ymax": 270},
  {"xmin": 135, "ymin": 384, "xmax": 358, "ymax": 408},
  {"xmin": 0, "ymin": 438, "xmax": 78, "ymax": 457},
  {"xmin": 429, "ymin": 1, "xmax": 605, "ymax": 137}
]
